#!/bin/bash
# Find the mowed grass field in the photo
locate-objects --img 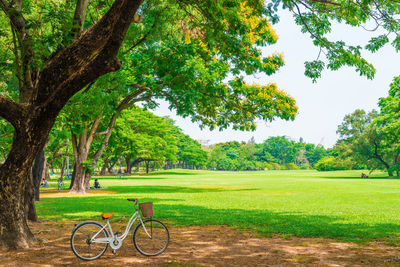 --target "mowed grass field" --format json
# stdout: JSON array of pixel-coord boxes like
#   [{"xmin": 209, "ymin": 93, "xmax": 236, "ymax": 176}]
[{"xmin": 37, "ymin": 170, "xmax": 400, "ymax": 243}]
